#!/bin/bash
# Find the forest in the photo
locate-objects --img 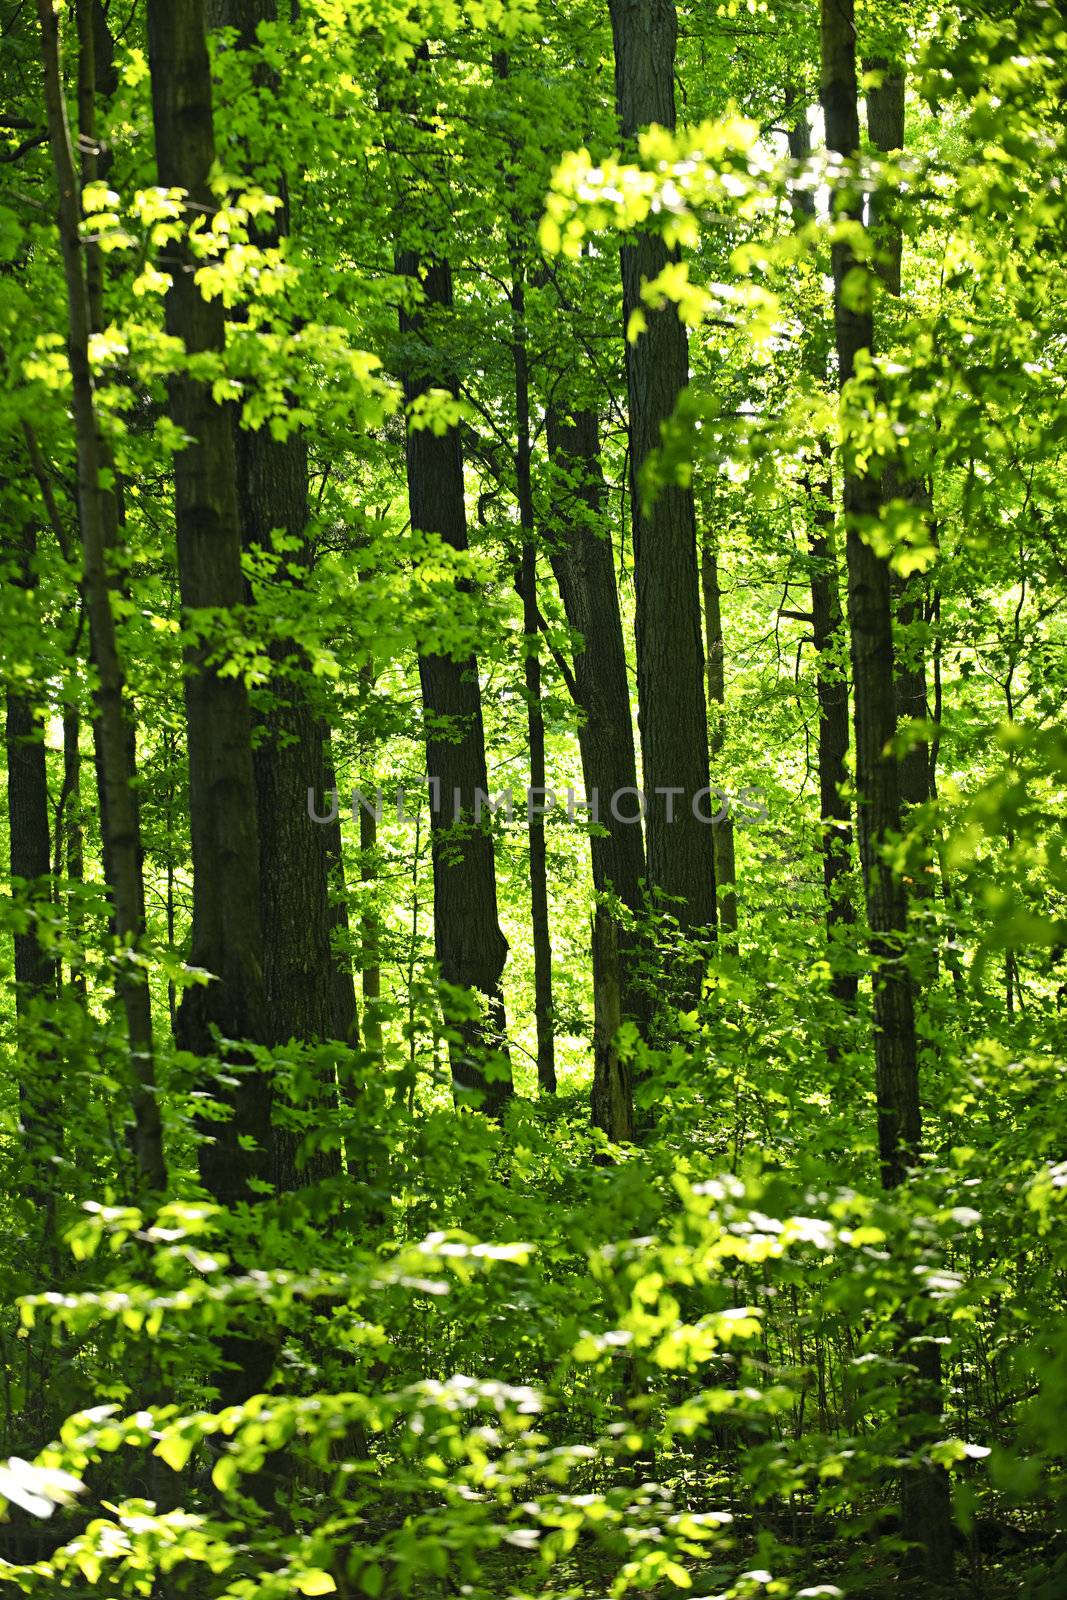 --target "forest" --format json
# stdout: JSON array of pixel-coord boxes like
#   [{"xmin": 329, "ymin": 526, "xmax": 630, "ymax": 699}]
[{"xmin": 0, "ymin": 0, "xmax": 1065, "ymax": 1595}]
